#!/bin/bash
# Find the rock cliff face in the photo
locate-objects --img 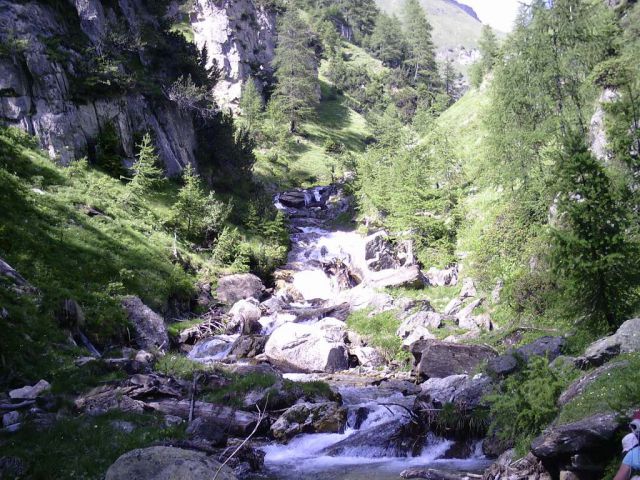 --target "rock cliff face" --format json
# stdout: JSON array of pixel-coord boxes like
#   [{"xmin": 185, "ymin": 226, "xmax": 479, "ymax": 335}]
[
  {"xmin": 191, "ymin": 0, "xmax": 277, "ymax": 111},
  {"xmin": 0, "ymin": 0, "xmax": 196, "ymax": 174}
]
